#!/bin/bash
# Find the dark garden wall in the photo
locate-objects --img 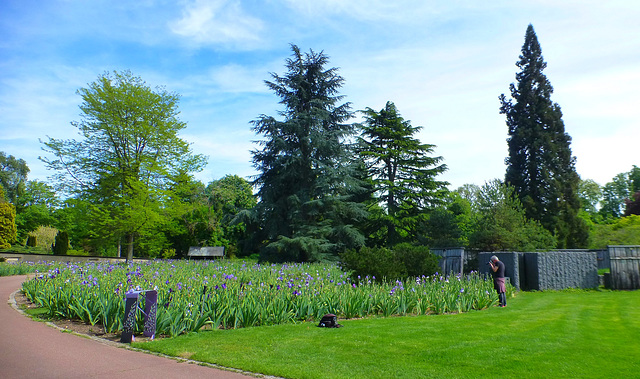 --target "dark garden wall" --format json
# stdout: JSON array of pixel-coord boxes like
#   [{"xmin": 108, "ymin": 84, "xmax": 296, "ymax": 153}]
[
  {"xmin": 478, "ymin": 251, "xmax": 598, "ymax": 291},
  {"xmin": 609, "ymin": 245, "xmax": 640, "ymax": 289},
  {"xmin": 523, "ymin": 251, "xmax": 598, "ymax": 290}
]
